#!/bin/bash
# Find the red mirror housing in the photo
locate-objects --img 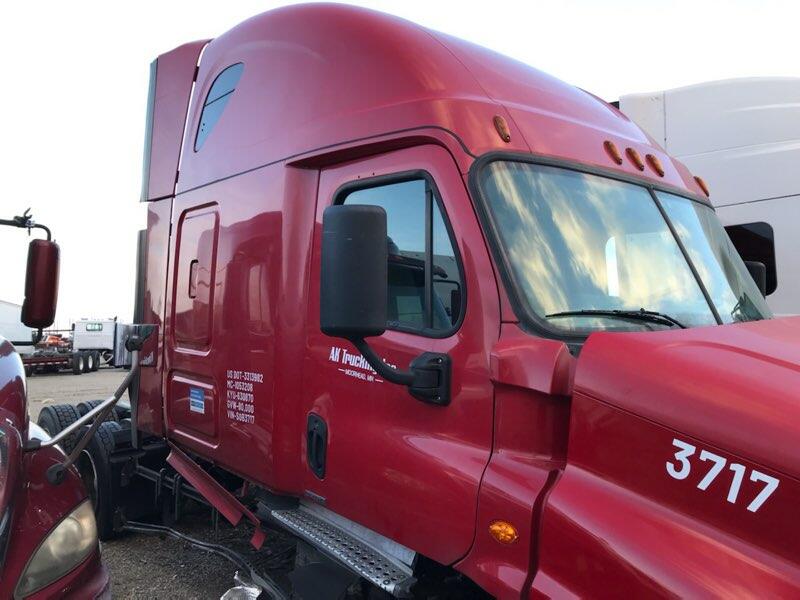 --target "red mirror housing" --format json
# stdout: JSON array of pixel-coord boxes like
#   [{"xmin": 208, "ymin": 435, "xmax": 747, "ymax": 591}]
[{"xmin": 21, "ymin": 239, "xmax": 60, "ymax": 329}]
